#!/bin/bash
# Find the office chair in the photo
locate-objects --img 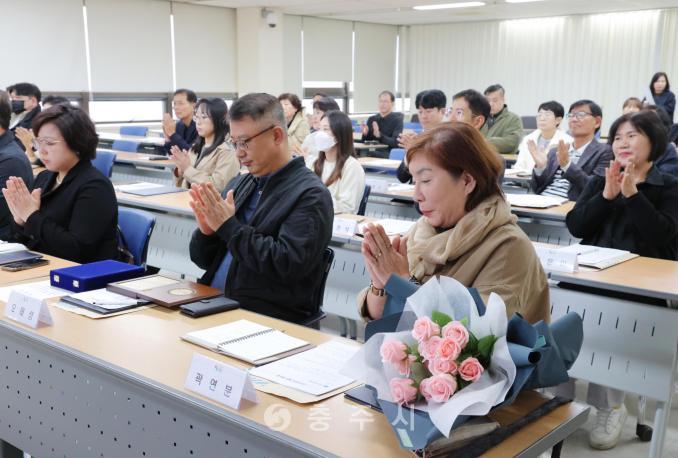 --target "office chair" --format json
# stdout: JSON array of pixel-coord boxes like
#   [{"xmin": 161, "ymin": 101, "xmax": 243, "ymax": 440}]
[
  {"xmin": 112, "ymin": 139, "xmax": 141, "ymax": 152},
  {"xmin": 120, "ymin": 126, "xmax": 149, "ymax": 137},
  {"xmin": 92, "ymin": 150, "xmax": 116, "ymax": 178},
  {"xmin": 117, "ymin": 207, "xmax": 156, "ymax": 268},
  {"xmin": 301, "ymin": 247, "xmax": 334, "ymax": 329},
  {"xmin": 358, "ymin": 185, "xmax": 371, "ymax": 216}
]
